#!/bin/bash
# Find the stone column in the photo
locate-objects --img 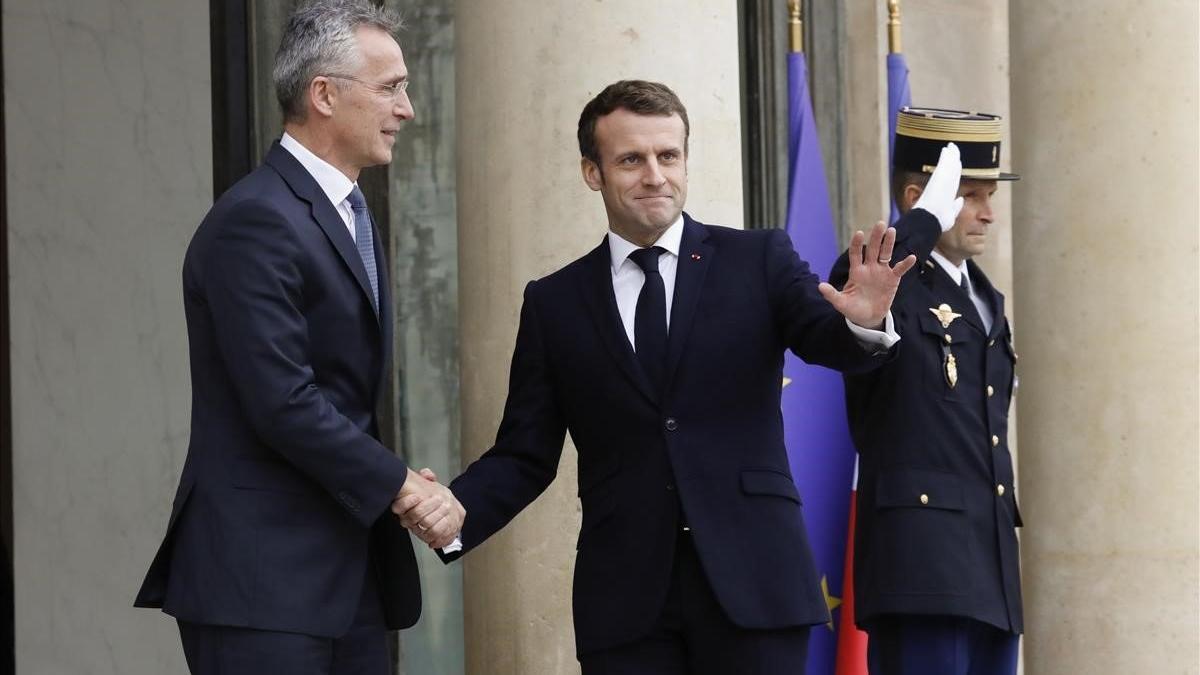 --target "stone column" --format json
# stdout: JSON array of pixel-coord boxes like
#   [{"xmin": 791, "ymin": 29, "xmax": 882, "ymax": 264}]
[
  {"xmin": 454, "ymin": 2, "xmax": 743, "ymax": 672},
  {"xmin": 1010, "ymin": 2, "xmax": 1199, "ymax": 672},
  {"xmin": 843, "ymin": 0, "xmax": 888, "ymax": 238}
]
